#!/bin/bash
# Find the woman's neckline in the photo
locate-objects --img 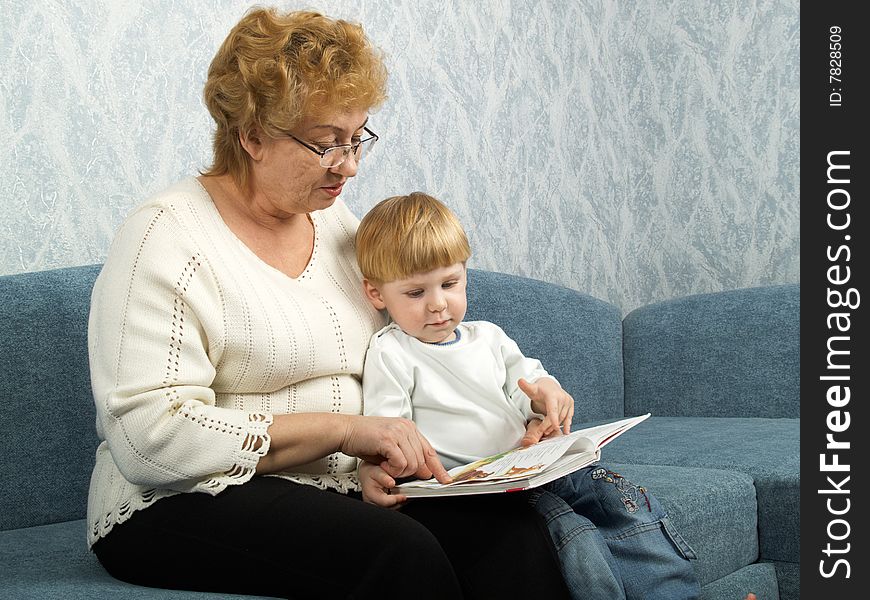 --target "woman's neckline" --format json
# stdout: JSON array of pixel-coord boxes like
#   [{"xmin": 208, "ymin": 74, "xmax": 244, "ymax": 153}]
[{"xmin": 193, "ymin": 176, "xmax": 319, "ymax": 281}]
